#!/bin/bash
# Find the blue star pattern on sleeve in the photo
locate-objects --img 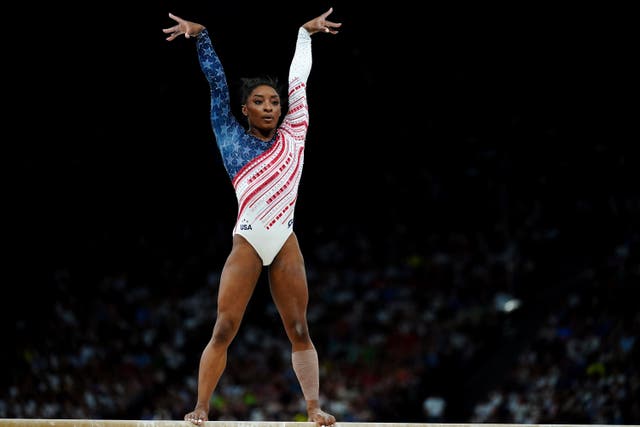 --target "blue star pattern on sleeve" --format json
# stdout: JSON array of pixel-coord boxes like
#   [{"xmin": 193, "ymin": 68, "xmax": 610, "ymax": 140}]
[{"xmin": 196, "ymin": 29, "xmax": 274, "ymax": 180}]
